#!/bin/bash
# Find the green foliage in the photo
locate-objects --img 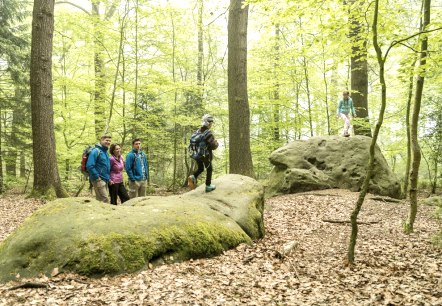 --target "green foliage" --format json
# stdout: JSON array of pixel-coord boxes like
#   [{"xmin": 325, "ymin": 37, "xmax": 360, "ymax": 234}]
[{"xmin": 1, "ymin": 0, "xmax": 442, "ymax": 192}]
